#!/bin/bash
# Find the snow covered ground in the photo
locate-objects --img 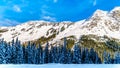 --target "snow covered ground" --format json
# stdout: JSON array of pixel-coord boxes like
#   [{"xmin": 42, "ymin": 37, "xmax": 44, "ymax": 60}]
[{"xmin": 0, "ymin": 64, "xmax": 119, "ymax": 68}]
